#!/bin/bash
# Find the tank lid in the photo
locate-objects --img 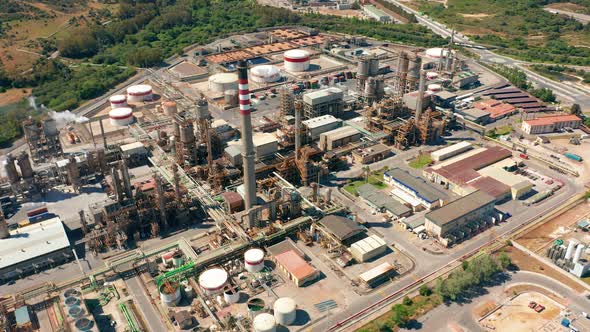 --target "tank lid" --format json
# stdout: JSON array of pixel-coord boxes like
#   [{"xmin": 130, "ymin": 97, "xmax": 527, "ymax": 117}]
[
  {"xmin": 274, "ymin": 297, "xmax": 296, "ymax": 312},
  {"xmin": 109, "ymin": 107, "xmax": 133, "ymax": 119},
  {"xmin": 198, "ymin": 268, "xmax": 228, "ymax": 290},
  {"xmin": 245, "ymin": 248, "xmax": 264, "ymax": 263},
  {"xmin": 253, "ymin": 313, "xmax": 276, "ymax": 329}
]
